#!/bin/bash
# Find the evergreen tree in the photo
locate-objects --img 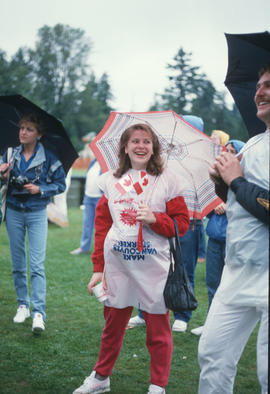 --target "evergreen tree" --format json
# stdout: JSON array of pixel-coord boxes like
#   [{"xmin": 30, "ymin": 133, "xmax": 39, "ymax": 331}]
[
  {"xmin": 0, "ymin": 24, "xmax": 114, "ymax": 150},
  {"xmin": 150, "ymin": 47, "xmax": 249, "ymax": 141}
]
